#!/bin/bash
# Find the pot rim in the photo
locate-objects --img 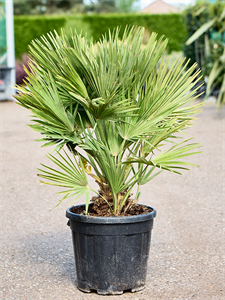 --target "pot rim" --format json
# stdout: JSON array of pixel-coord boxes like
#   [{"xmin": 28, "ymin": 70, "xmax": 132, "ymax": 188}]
[{"xmin": 66, "ymin": 204, "xmax": 156, "ymax": 224}]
